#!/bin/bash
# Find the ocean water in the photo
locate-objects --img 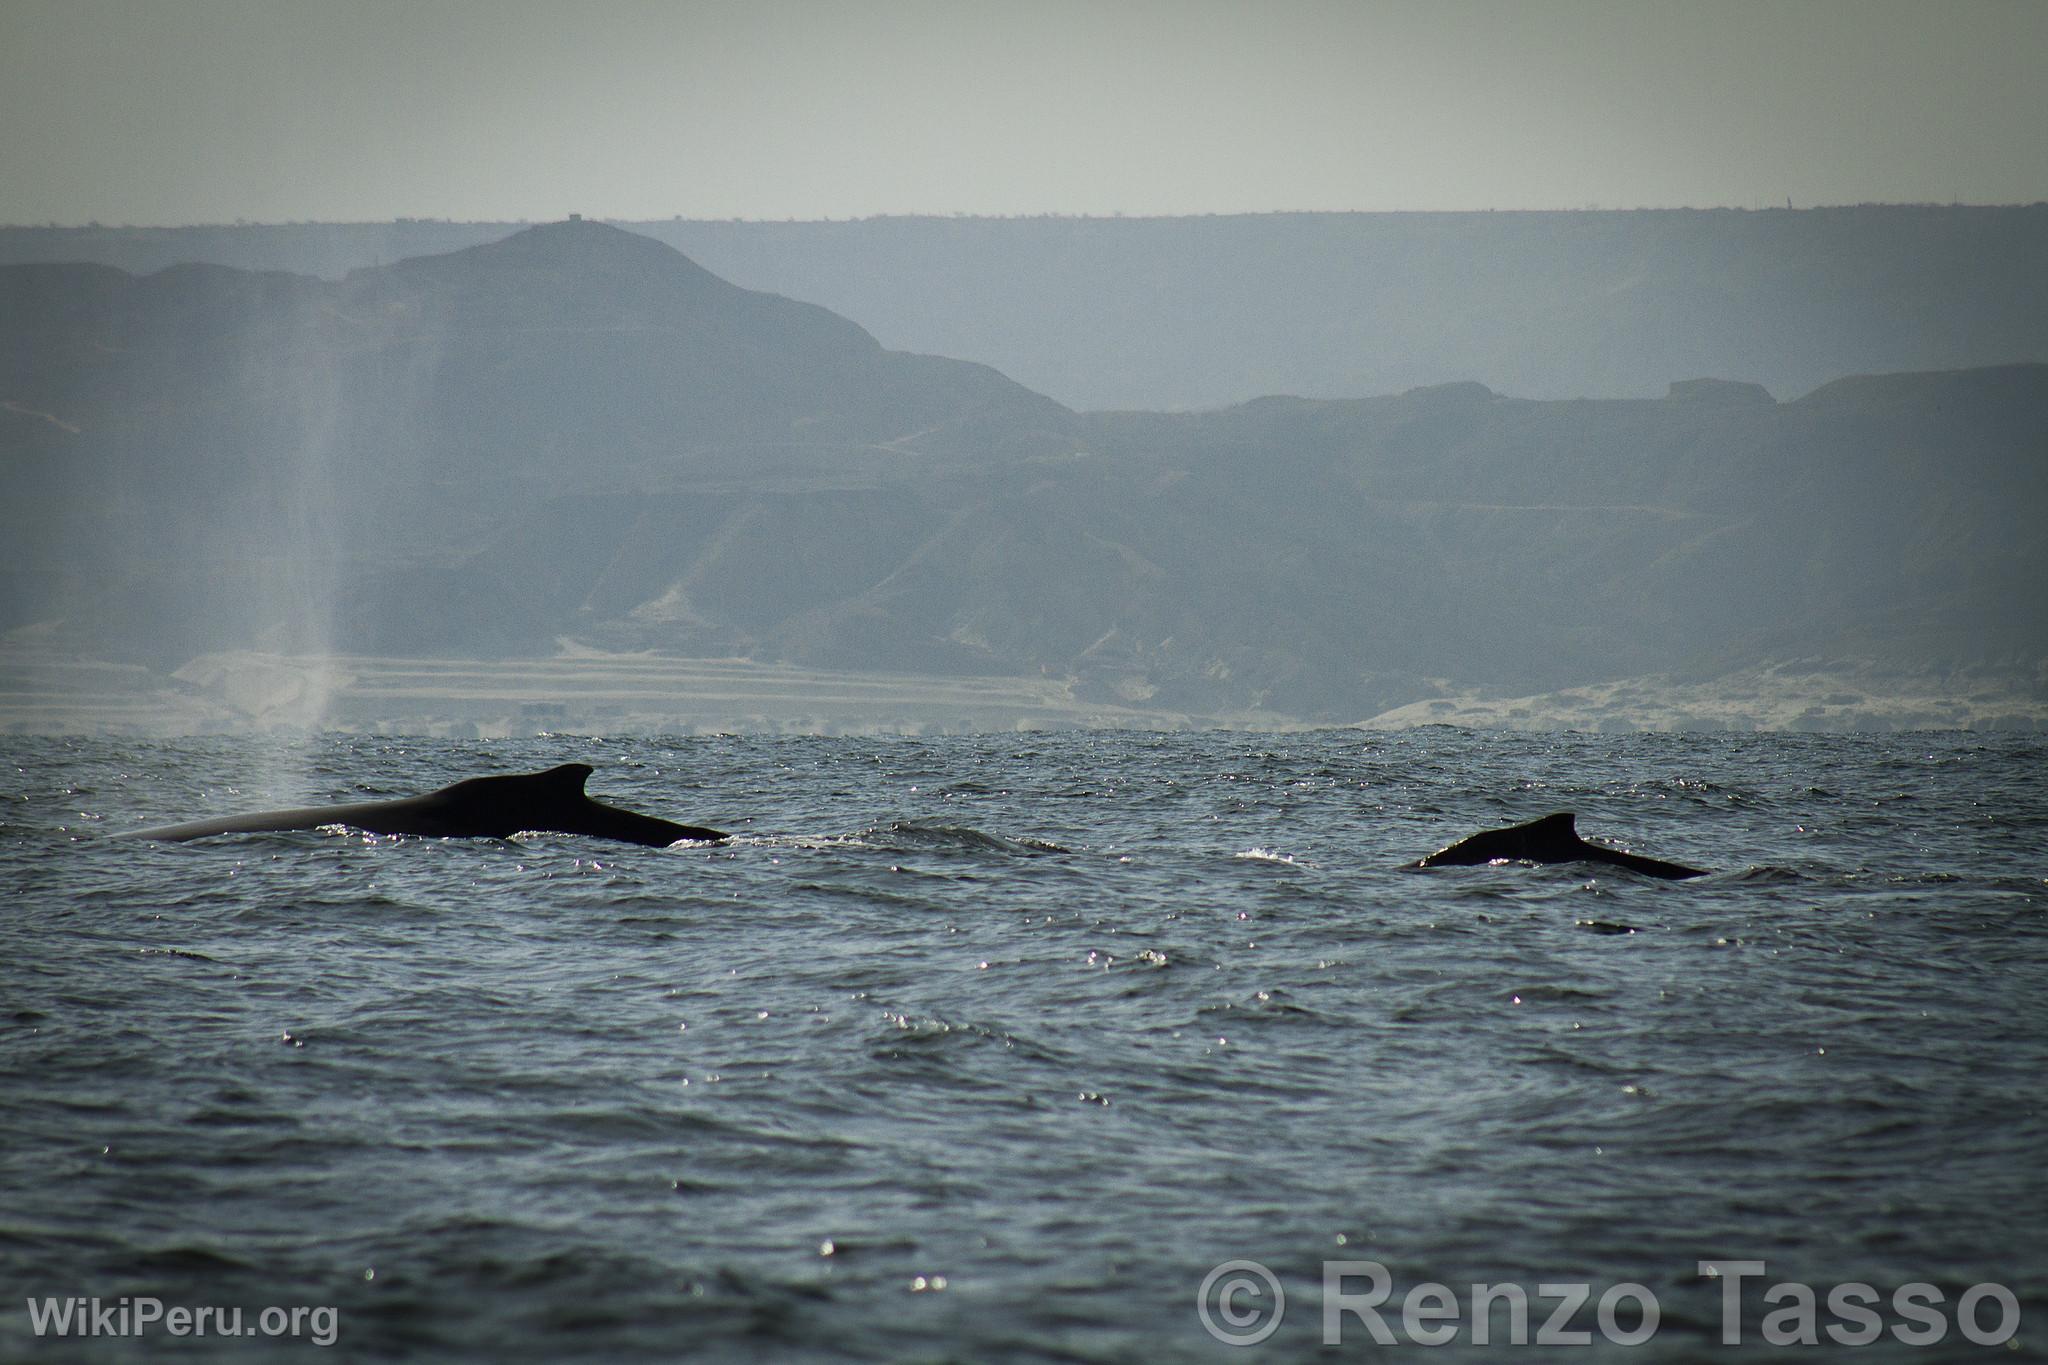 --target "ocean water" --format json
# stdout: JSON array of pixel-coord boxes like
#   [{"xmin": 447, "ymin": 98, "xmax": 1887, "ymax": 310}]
[{"xmin": 3, "ymin": 728, "xmax": 2043, "ymax": 1361}]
